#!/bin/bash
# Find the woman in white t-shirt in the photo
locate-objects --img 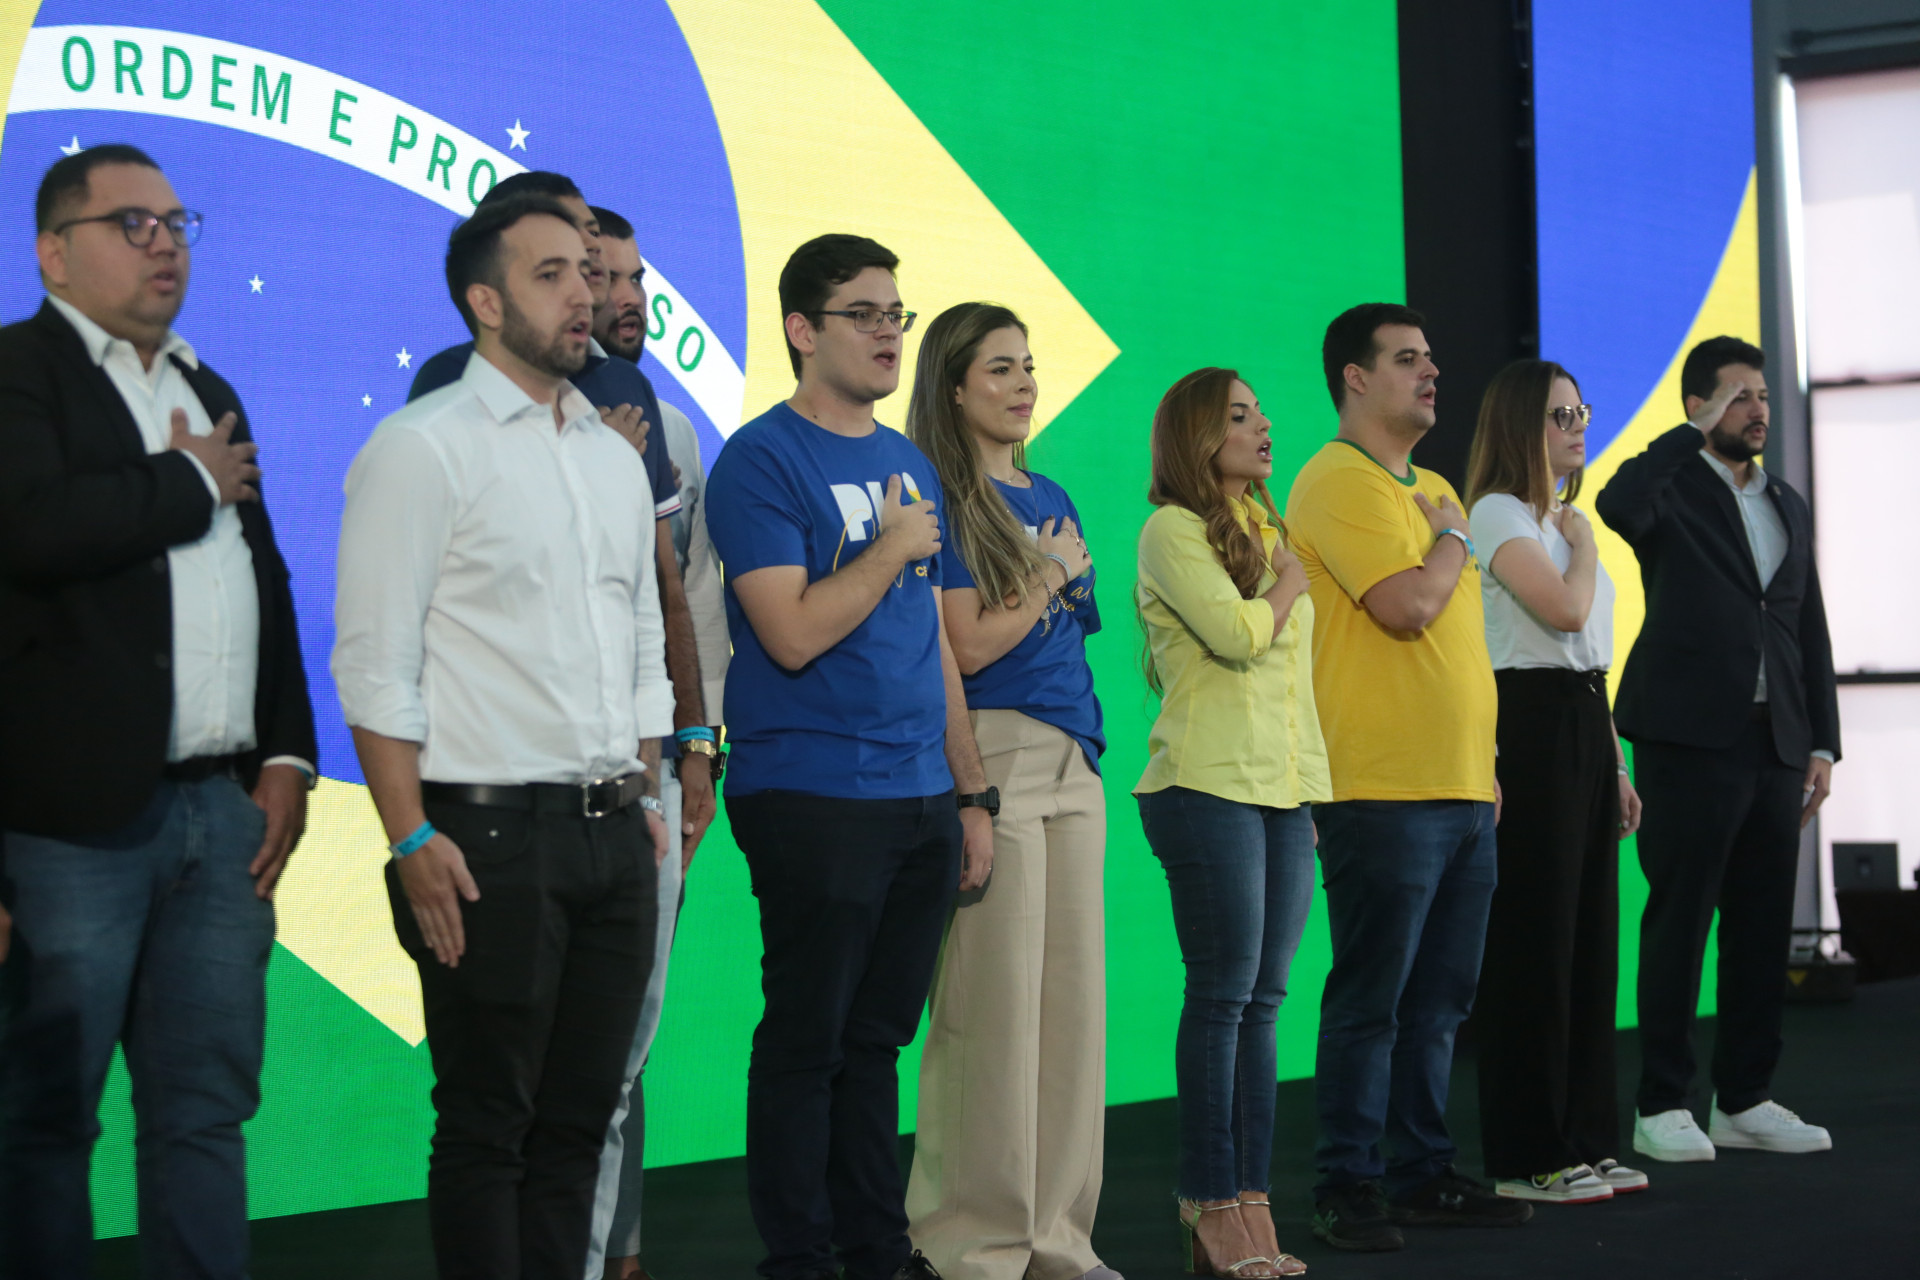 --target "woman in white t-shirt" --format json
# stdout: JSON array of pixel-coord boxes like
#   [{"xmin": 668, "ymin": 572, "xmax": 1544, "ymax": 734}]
[{"xmin": 1463, "ymin": 360, "xmax": 1646, "ymax": 1208}]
